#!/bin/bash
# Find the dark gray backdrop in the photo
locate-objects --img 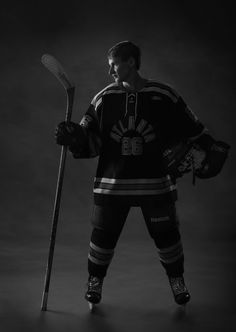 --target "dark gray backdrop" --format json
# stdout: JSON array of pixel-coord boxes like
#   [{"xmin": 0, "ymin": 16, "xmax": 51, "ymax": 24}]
[
  {"xmin": 1, "ymin": 0, "xmax": 234, "ymax": 245},
  {"xmin": 0, "ymin": 1, "xmax": 235, "ymax": 331}
]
